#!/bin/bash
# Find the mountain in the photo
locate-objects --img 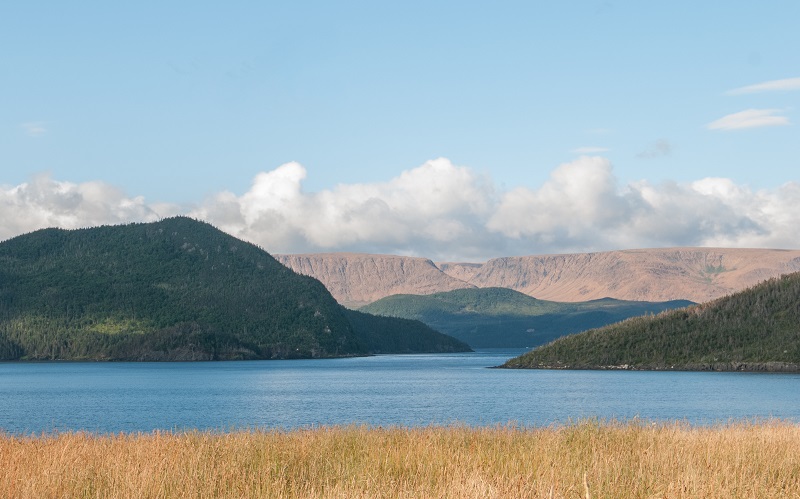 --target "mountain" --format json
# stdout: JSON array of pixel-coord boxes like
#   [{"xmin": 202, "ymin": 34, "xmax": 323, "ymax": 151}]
[
  {"xmin": 0, "ymin": 218, "xmax": 469, "ymax": 361},
  {"xmin": 275, "ymin": 253, "xmax": 474, "ymax": 308},
  {"xmin": 501, "ymin": 273, "xmax": 800, "ymax": 372},
  {"xmin": 359, "ymin": 287, "xmax": 693, "ymax": 348},
  {"xmin": 277, "ymin": 249, "xmax": 800, "ymax": 306},
  {"xmin": 453, "ymin": 249, "xmax": 800, "ymax": 303}
]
